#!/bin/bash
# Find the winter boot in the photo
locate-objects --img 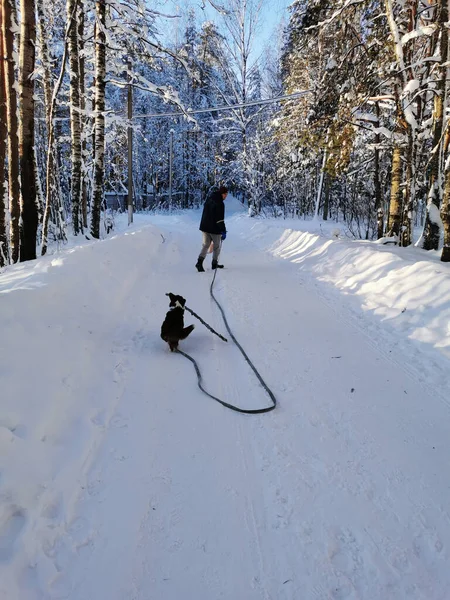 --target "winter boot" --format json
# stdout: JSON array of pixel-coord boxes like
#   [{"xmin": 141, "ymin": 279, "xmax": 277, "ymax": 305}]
[
  {"xmin": 212, "ymin": 260, "xmax": 224, "ymax": 269},
  {"xmin": 195, "ymin": 257, "xmax": 205, "ymax": 272}
]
